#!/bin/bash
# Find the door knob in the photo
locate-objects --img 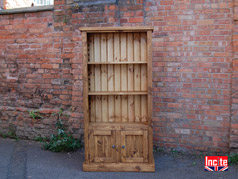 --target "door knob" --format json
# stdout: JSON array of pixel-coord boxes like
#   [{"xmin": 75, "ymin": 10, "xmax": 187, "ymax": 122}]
[{"xmin": 122, "ymin": 145, "xmax": 125, "ymax": 149}]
